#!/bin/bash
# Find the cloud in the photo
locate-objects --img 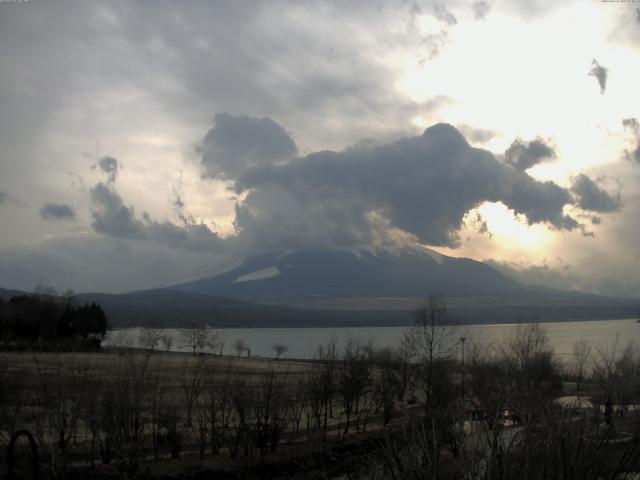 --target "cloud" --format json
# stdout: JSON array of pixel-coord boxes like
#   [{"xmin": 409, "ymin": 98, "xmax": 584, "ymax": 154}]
[
  {"xmin": 588, "ymin": 59, "xmax": 608, "ymax": 95},
  {"xmin": 487, "ymin": 259, "xmax": 574, "ymax": 291},
  {"xmin": 90, "ymin": 183, "xmax": 145, "ymax": 239},
  {"xmin": 457, "ymin": 124, "xmax": 497, "ymax": 144},
  {"xmin": 608, "ymin": 7, "xmax": 640, "ymax": 48},
  {"xmin": 0, "ymin": 191, "xmax": 26, "ymax": 207},
  {"xmin": 98, "ymin": 156, "xmax": 119, "ymax": 183},
  {"xmin": 0, "ymin": 1, "xmax": 459, "ymax": 254},
  {"xmin": 0, "ymin": 234, "xmax": 230, "ymax": 294},
  {"xmin": 623, "ymin": 117, "xmax": 640, "ymax": 165},
  {"xmin": 571, "ymin": 174, "xmax": 622, "ymax": 213},
  {"xmin": 201, "ymin": 113, "xmax": 297, "ymax": 180},
  {"xmin": 144, "ymin": 215, "xmax": 225, "ymax": 253},
  {"xmin": 39, "ymin": 202, "xmax": 76, "ymax": 221},
  {"xmin": 624, "ymin": 118, "xmax": 640, "ymax": 132},
  {"xmin": 430, "ymin": 3, "xmax": 458, "ymax": 25},
  {"xmin": 234, "ymin": 123, "xmax": 584, "ymax": 251},
  {"xmin": 472, "ymin": 1, "xmax": 491, "ymax": 20},
  {"xmin": 90, "ymin": 182, "xmax": 224, "ymax": 253},
  {"xmin": 504, "ymin": 138, "xmax": 556, "ymax": 172},
  {"xmin": 488, "ymin": 259, "xmax": 640, "ymax": 299}
]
